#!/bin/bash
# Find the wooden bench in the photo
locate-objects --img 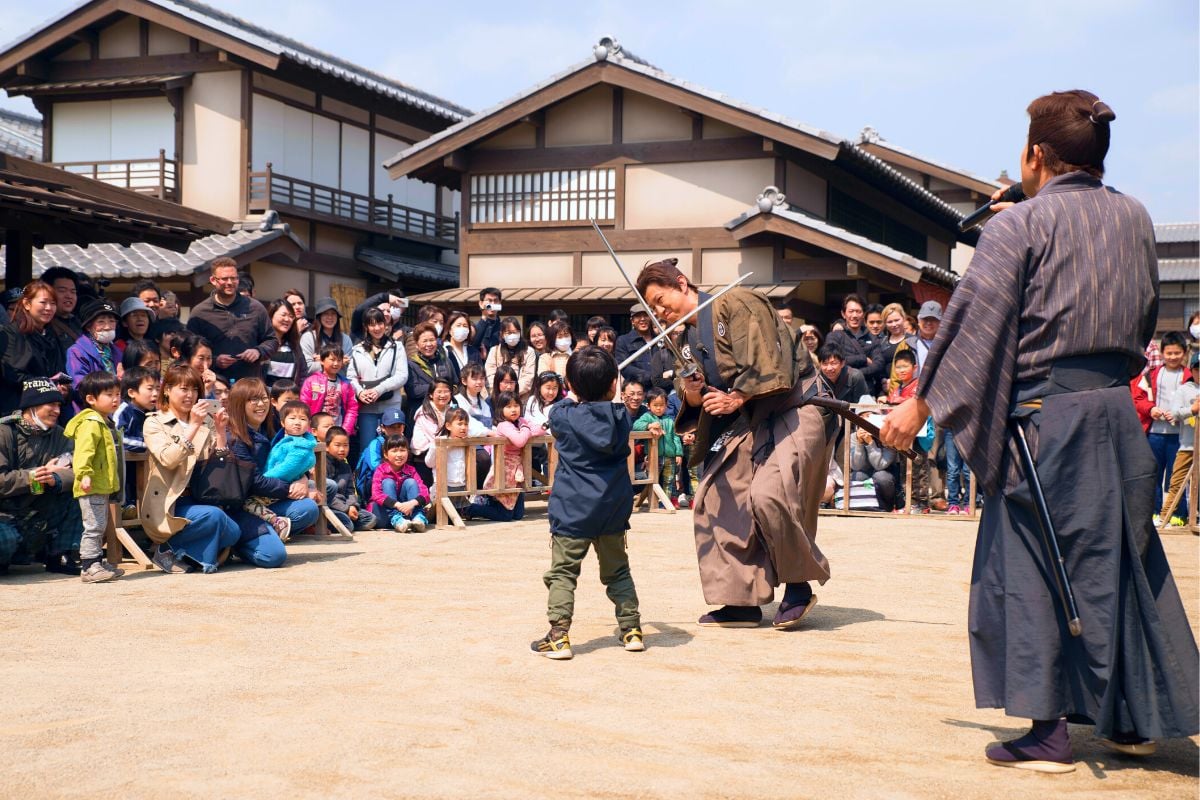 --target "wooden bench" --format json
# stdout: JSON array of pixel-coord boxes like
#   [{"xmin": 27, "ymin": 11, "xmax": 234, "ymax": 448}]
[
  {"xmin": 430, "ymin": 429, "xmax": 674, "ymax": 529},
  {"xmin": 105, "ymin": 443, "xmax": 349, "ymax": 570}
]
